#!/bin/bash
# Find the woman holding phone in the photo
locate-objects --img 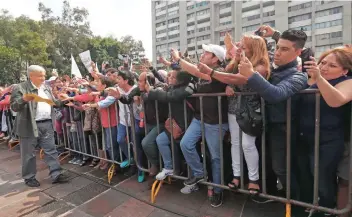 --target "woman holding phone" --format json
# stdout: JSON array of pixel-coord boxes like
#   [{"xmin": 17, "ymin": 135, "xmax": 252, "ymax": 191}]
[
  {"xmin": 298, "ymin": 47, "xmax": 352, "ymax": 216},
  {"xmin": 225, "ymin": 35, "xmax": 270, "ymax": 195}
]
